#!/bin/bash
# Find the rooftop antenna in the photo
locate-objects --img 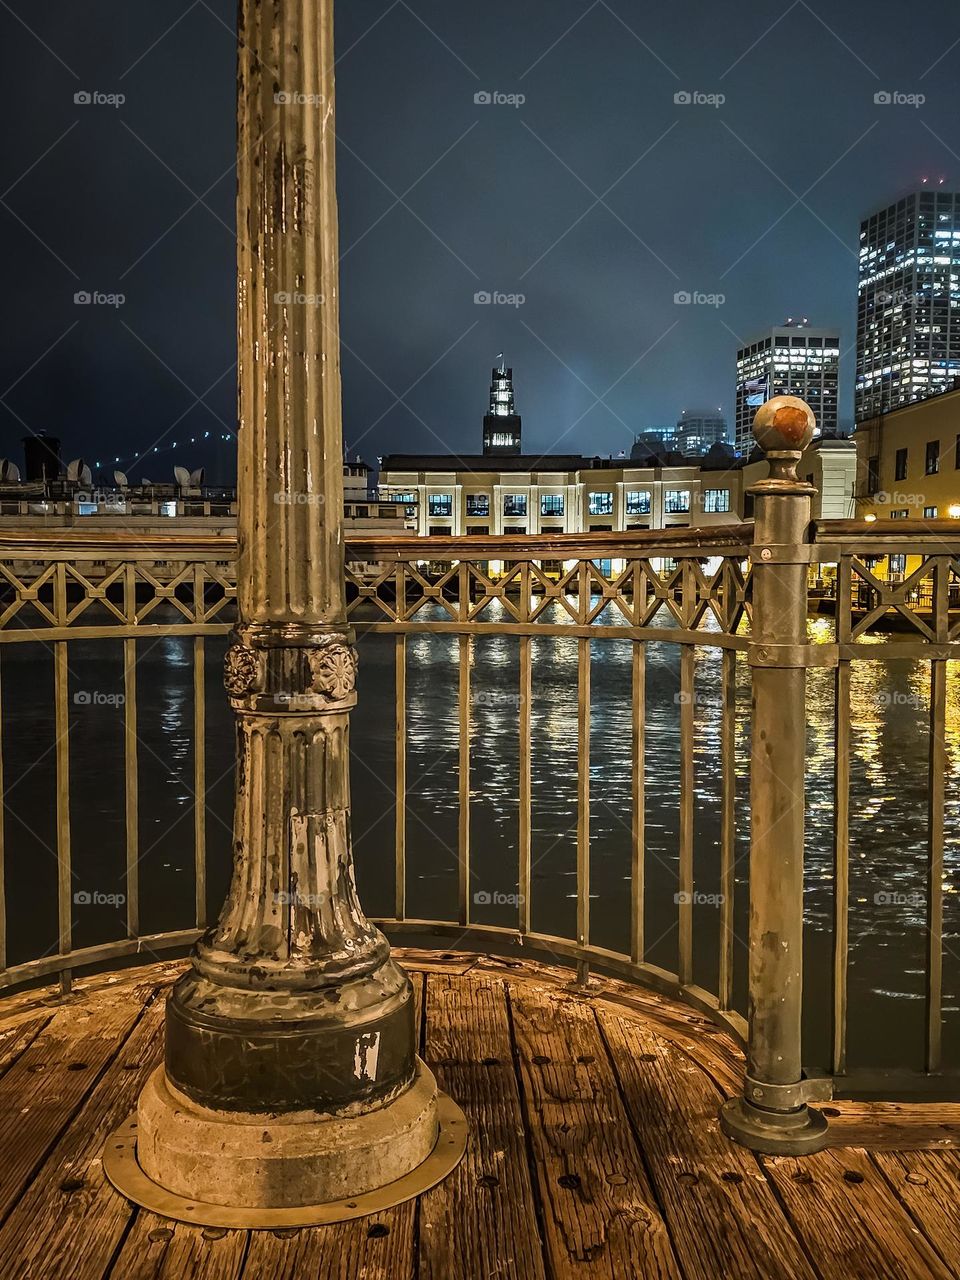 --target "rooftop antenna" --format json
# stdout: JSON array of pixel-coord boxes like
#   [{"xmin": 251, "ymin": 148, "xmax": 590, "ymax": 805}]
[{"xmin": 497, "ymin": 352, "xmax": 505, "ymax": 373}]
